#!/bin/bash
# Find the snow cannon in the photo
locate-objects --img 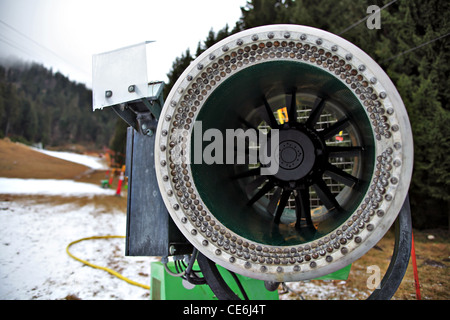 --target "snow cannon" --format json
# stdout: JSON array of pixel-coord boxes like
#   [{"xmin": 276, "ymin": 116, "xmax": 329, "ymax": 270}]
[{"xmin": 92, "ymin": 25, "xmax": 414, "ymax": 300}]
